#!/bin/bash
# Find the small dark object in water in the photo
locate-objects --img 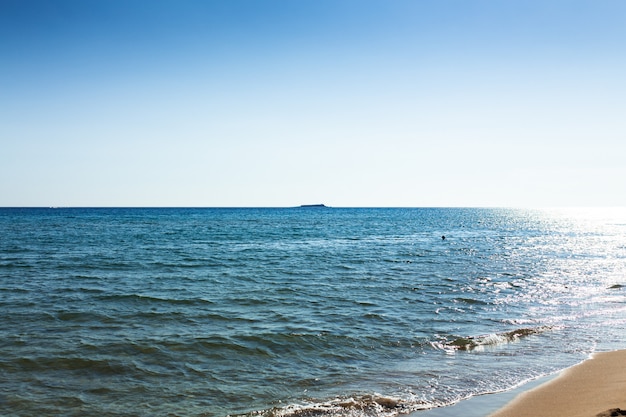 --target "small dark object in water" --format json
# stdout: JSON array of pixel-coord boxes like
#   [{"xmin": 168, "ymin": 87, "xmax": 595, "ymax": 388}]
[
  {"xmin": 441, "ymin": 235, "xmax": 446, "ymax": 240},
  {"xmin": 608, "ymin": 284, "xmax": 624, "ymax": 289}
]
